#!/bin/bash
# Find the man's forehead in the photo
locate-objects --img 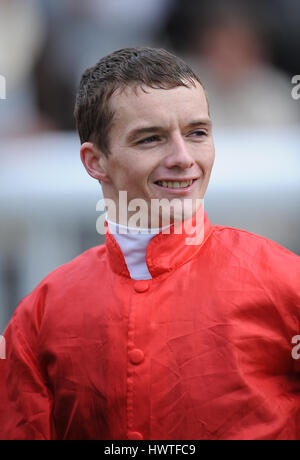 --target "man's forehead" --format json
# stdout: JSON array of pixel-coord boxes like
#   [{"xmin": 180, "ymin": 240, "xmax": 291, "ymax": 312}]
[
  {"xmin": 112, "ymin": 81, "xmax": 207, "ymax": 106},
  {"xmin": 110, "ymin": 83, "xmax": 209, "ymax": 130}
]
